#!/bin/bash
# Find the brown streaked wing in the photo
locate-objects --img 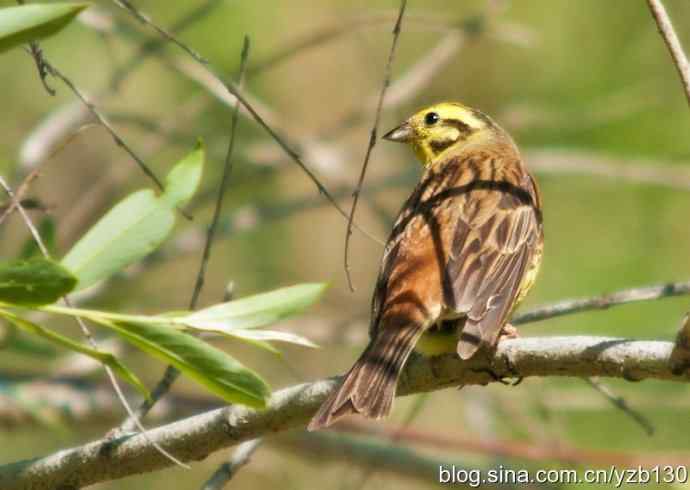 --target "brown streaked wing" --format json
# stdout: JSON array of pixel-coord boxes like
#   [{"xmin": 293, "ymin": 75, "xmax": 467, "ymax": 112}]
[
  {"xmin": 449, "ymin": 175, "xmax": 541, "ymax": 359},
  {"xmin": 369, "ymin": 147, "xmax": 541, "ymax": 360}
]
